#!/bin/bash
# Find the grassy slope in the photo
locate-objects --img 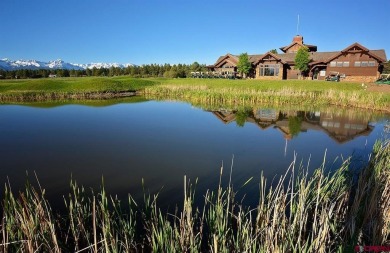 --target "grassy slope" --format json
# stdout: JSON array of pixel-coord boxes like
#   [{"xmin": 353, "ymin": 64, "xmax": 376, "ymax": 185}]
[
  {"xmin": 0, "ymin": 76, "xmax": 374, "ymax": 93},
  {"xmin": 0, "ymin": 76, "xmax": 155, "ymax": 93}
]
